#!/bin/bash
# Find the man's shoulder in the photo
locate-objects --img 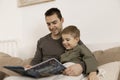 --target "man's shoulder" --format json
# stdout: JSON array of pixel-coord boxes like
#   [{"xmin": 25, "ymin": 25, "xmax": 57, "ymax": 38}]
[{"xmin": 38, "ymin": 33, "xmax": 51, "ymax": 41}]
